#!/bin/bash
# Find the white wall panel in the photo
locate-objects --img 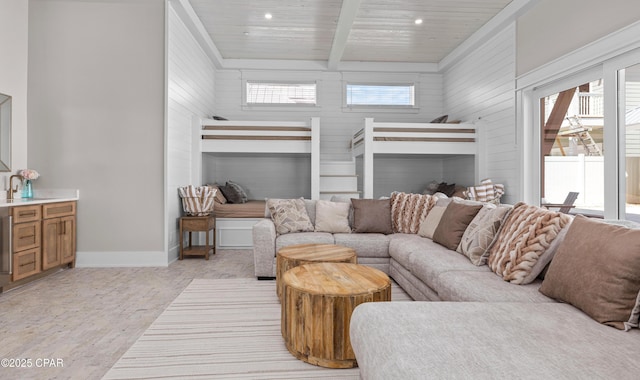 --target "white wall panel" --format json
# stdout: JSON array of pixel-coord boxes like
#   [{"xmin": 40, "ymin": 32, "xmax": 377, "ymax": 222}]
[
  {"xmin": 444, "ymin": 23, "xmax": 518, "ymax": 203},
  {"xmin": 168, "ymin": 3, "xmax": 216, "ymax": 256},
  {"xmin": 517, "ymin": 0, "xmax": 640, "ymax": 76},
  {"xmin": 28, "ymin": 0, "xmax": 165, "ymax": 260}
]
